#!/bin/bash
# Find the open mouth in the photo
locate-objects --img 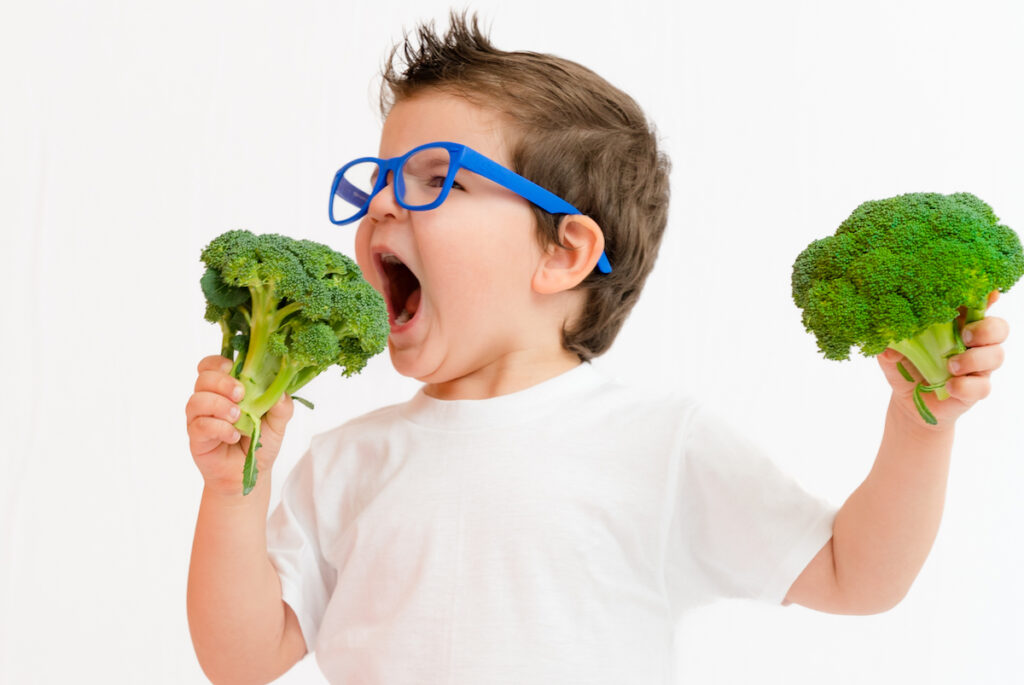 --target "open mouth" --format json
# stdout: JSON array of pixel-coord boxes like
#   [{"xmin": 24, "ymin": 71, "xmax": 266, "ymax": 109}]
[{"xmin": 379, "ymin": 254, "xmax": 422, "ymax": 327}]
